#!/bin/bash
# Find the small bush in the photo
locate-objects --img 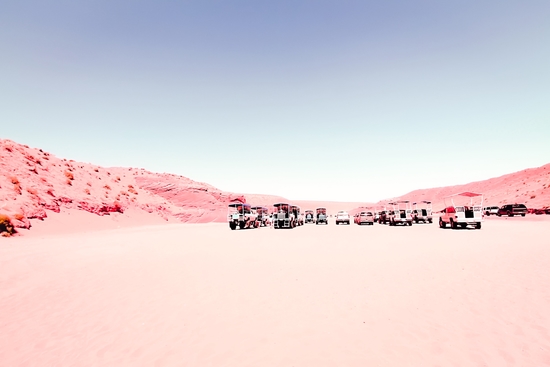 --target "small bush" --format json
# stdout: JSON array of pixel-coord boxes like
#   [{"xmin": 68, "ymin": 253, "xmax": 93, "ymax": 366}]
[
  {"xmin": 103, "ymin": 185, "xmax": 111, "ymax": 190},
  {"xmin": 10, "ymin": 177, "xmax": 22, "ymax": 195},
  {"xmin": 128, "ymin": 185, "xmax": 138, "ymax": 195},
  {"xmin": 531, "ymin": 195, "xmax": 536, "ymax": 199},
  {"xmin": 13, "ymin": 213, "xmax": 24, "ymax": 221},
  {"xmin": 66, "ymin": 179, "xmax": 72, "ymax": 186},
  {"xmin": 0, "ymin": 214, "xmax": 15, "ymax": 236},
  {"xmin": 64, "ymin": 171, "xmax": 74, "ymax": 180},
  {"xmin": 85, "ymin": 188, "xmax": 90, "ymax": 195},
  {"xmin": 26, "ymin": 187, "xmax": 38, "ymax": 195}
]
